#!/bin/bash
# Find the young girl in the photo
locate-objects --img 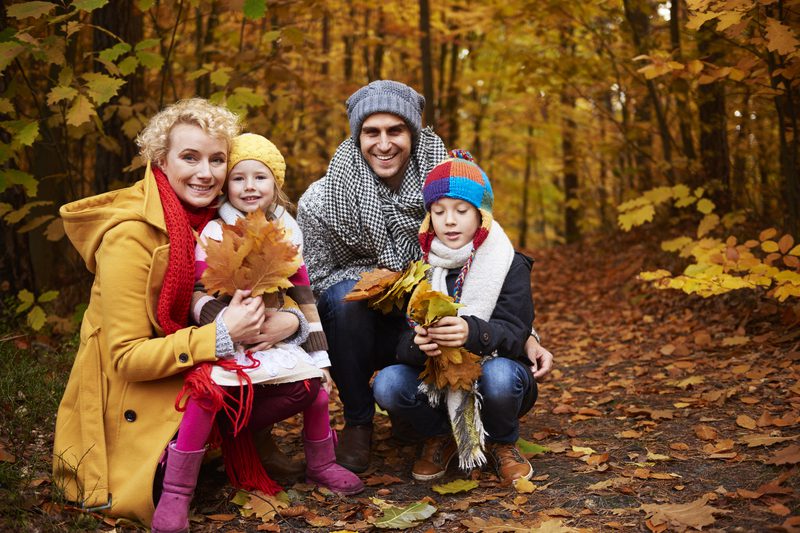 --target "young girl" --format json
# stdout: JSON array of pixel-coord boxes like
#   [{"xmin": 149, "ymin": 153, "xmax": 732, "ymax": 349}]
[
  {"xmin": 153, "ymin": 134, "xmax": 362, "ymax": 532},
  {"xmin": 373, "ymin": 150, "xmax": 538, "ymax": 486}
]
